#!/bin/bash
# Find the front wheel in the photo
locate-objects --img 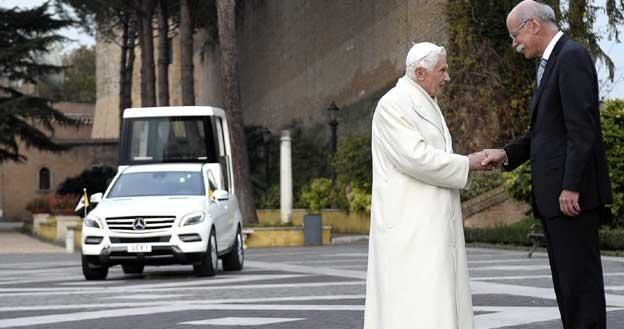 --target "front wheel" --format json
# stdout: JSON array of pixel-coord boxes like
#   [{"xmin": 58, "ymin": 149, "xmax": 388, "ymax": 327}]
[
  {"xmin": 222, "ymin": 227, "xmax": 244, "ymax": 271},
  {"xmin": 82, "ymin": 255, "xmax": 108, "ymax": 280},
  {"xmin": 193, "ymin": 229, "xmax": 218, "ymax": 277}
]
